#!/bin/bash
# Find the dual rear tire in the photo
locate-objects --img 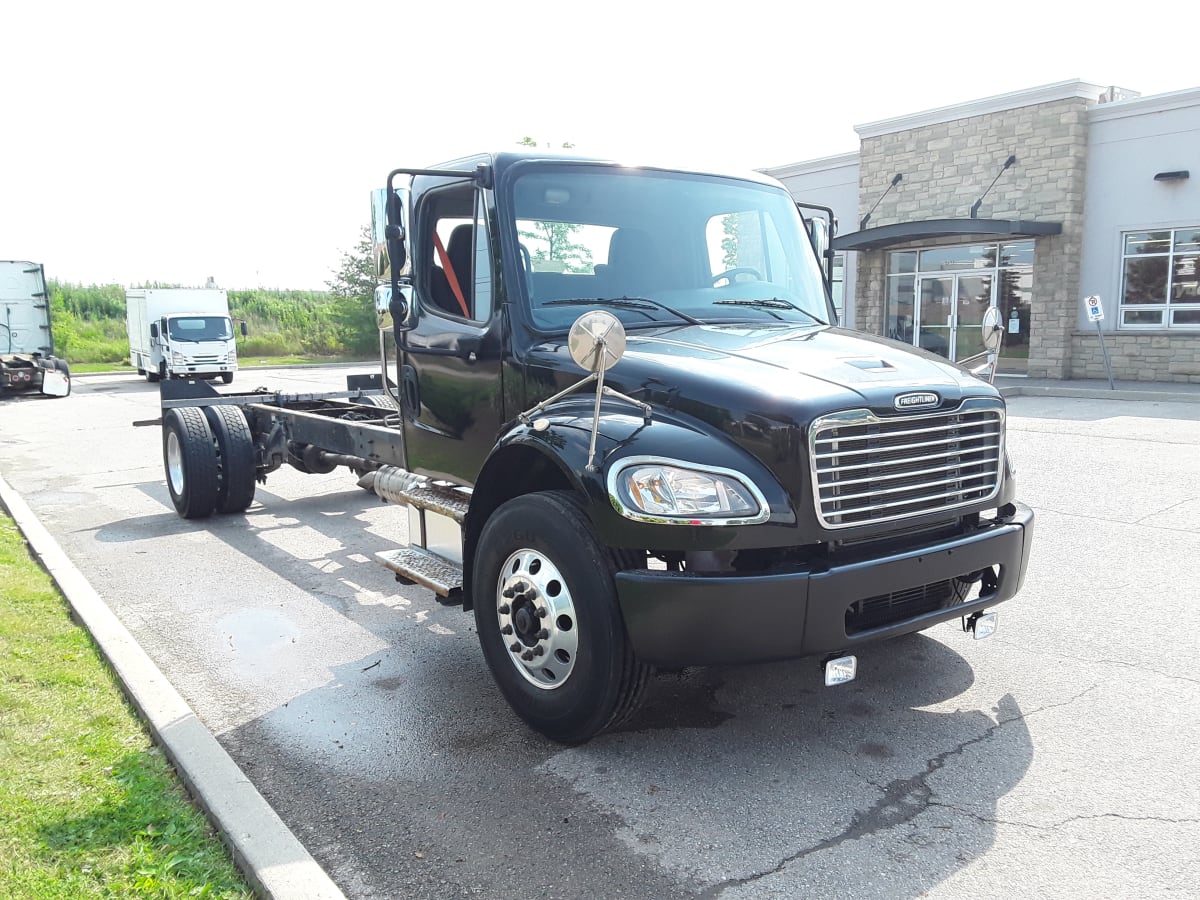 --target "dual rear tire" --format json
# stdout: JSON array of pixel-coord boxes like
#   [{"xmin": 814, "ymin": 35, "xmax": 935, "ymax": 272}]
[{"xmin": 162, "ymin": 406, "xmax": 256, "ymax": 518}]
